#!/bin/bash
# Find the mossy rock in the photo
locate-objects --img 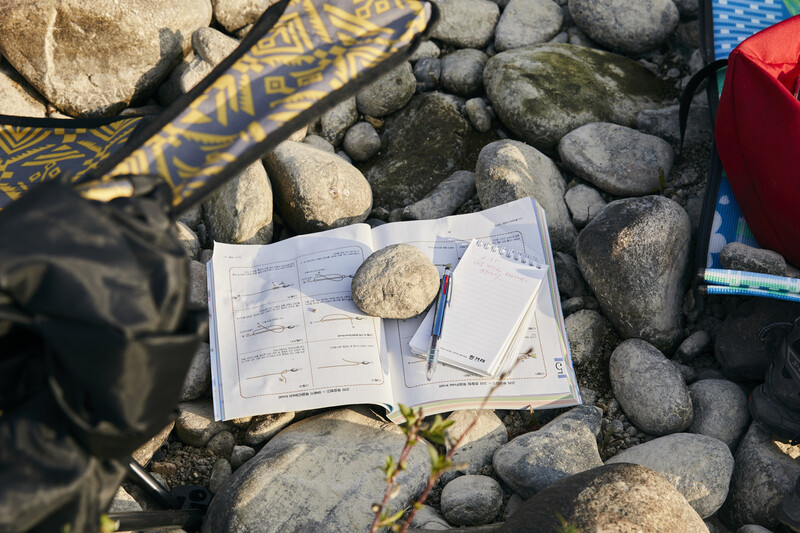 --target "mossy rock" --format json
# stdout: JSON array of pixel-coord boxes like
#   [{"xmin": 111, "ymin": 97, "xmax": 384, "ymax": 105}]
[{"xmin": 484, "ymin": 43, "xmax": 673, "ymax": 156}]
